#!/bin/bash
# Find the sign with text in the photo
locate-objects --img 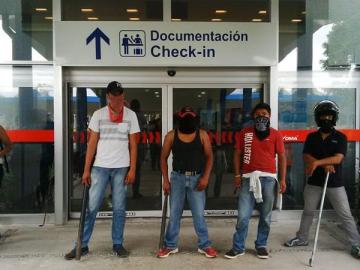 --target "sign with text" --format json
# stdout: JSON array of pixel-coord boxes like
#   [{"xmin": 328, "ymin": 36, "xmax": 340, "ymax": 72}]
[{"xmin": 55, "ymin": 22, "xmax": 277, "ymax": 66}]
